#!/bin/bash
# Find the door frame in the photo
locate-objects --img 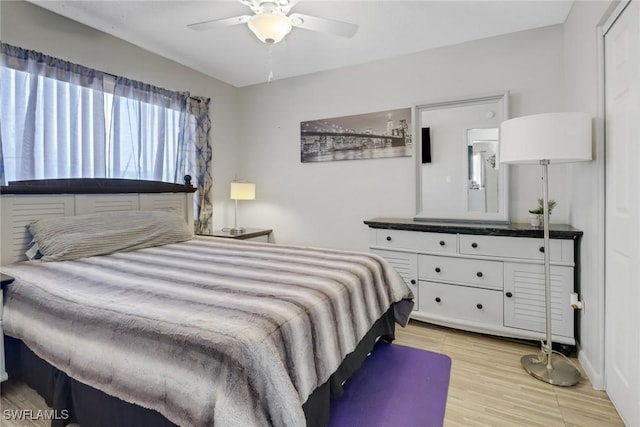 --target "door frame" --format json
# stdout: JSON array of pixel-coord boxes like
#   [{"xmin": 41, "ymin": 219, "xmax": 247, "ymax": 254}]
[{"xmin": 588, "ymin": 0, "xmax": 632, "ymax": 392}]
